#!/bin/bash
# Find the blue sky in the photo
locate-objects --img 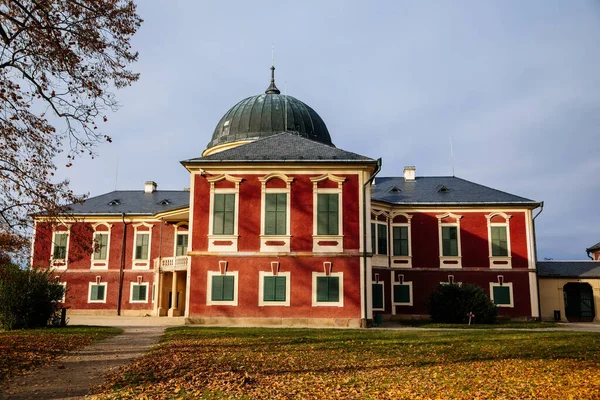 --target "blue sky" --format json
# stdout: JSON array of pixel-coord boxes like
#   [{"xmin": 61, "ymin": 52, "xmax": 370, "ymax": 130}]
[{"xmin": 56, "ymin": 1, "xmax": 600, "ymax": 260}]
